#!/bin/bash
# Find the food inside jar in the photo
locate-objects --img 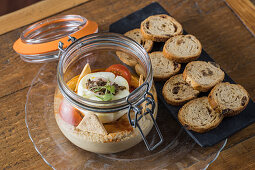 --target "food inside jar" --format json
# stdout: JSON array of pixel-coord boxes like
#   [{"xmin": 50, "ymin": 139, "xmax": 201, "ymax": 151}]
[
  {"xmin": 76, "ymin": 64, "xmax": 134, "ymax": 101},
  {"xmin": 54, "ymin": 63, "xmax": 157, "ymax": 153},
  {"xmin": 77, "ymin": 72, "xmax": 130, "ymax": 101},
  {"xmin": 58, "ymin": 63, "xmax": 140, "ymax": 126}
]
